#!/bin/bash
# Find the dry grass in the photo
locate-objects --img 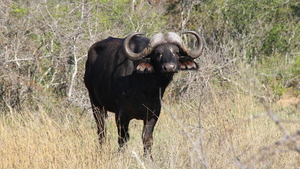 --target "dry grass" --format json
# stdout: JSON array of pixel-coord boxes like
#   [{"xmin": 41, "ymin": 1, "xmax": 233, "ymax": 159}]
[{"xmin": 1, "ymin": 89, "xmax": 299, "ymax": 169}]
